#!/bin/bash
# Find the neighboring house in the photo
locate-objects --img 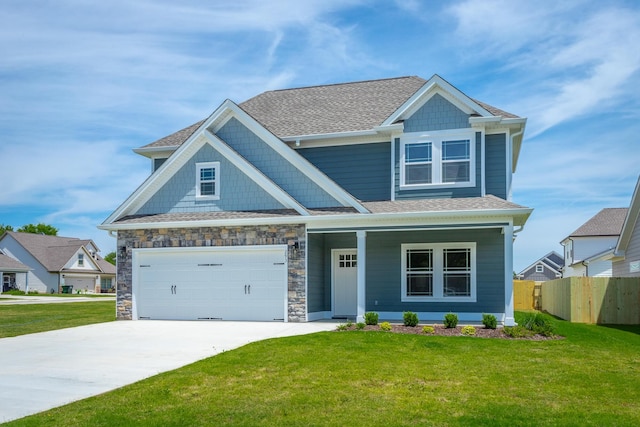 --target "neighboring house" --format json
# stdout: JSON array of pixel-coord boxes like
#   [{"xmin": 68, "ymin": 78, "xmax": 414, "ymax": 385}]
[
  {"xmin": 613, "ymin": 176, "xmax": 640, "ymax": 277},
  {"xmin": 517, "ymin": 251, "xmax": 563, "ymax": 281},
  {"xmin": 0, "ymin": 231, "xmax": 116, "ymax": 294},
  {"xmin": 561, "ymin": 208, "xmax": 627, "ymax": 277},
  {"xmin": 0, "ymin": 253, "xmax": 30, "ymax": 292},
  {"xmin": 99, "ymin": 74, "xmax": 532, "ymax": 325}
]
